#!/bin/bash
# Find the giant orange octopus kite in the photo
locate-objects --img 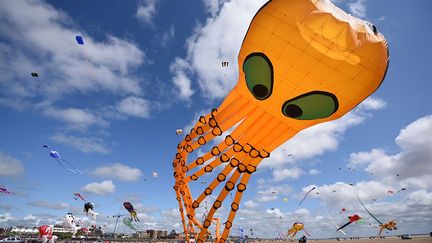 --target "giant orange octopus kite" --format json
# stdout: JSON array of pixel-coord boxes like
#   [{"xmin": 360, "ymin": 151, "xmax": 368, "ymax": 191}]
[{"xmin": 172, "ymin": 0, "xmax": 389, "ymax": 242}]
